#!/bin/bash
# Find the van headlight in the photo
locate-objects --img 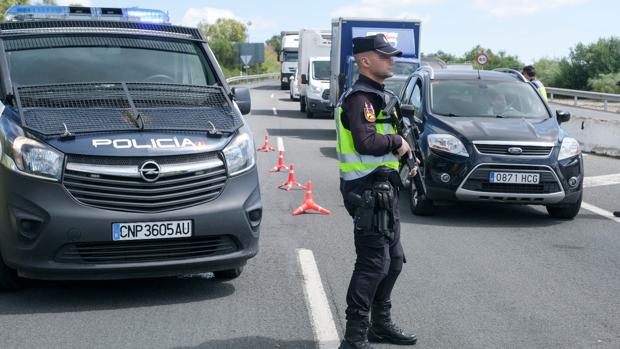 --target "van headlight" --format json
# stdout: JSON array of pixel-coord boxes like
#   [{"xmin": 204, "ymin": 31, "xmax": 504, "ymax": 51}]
[
  {"xmin": 311, "ymin": 84, "xmax": 322, "ymax": 93},
  {"xmin": 3, "ymin": 136, "xmax": 64, "ymax": 181},
  {"xmin": 428, "ymin": 134, "xmax": 469, "ymax": 157},
  {"xmin": 223, "ymin": 126, "xmax": 256, "ymax": 176},
  {"xmin": 558, "ymin": 137, "xmax": 581, "ymax": 160}
]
